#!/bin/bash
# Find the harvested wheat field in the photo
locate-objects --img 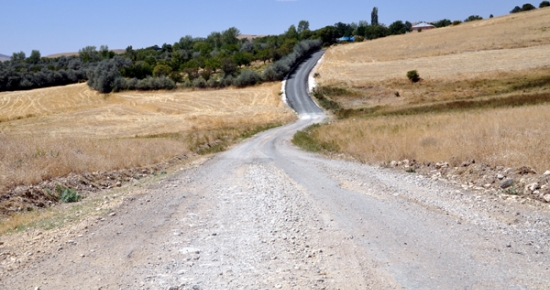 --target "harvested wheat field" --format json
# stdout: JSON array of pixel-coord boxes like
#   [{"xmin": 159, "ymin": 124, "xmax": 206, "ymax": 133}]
[
  {"xmin": 0, "ymin": 83, "xmax": 295, "ymax": 215},
  {"xmin": 306, "ymin": 8, "xmax": 550, "ymax": 180},
  {"xmin": 0, "ymin": 83, "xmax": 293, "ymax": 137},
  {"xmin": 318, "ymin": 8, "xmax": 550, "ymax": 85}
]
